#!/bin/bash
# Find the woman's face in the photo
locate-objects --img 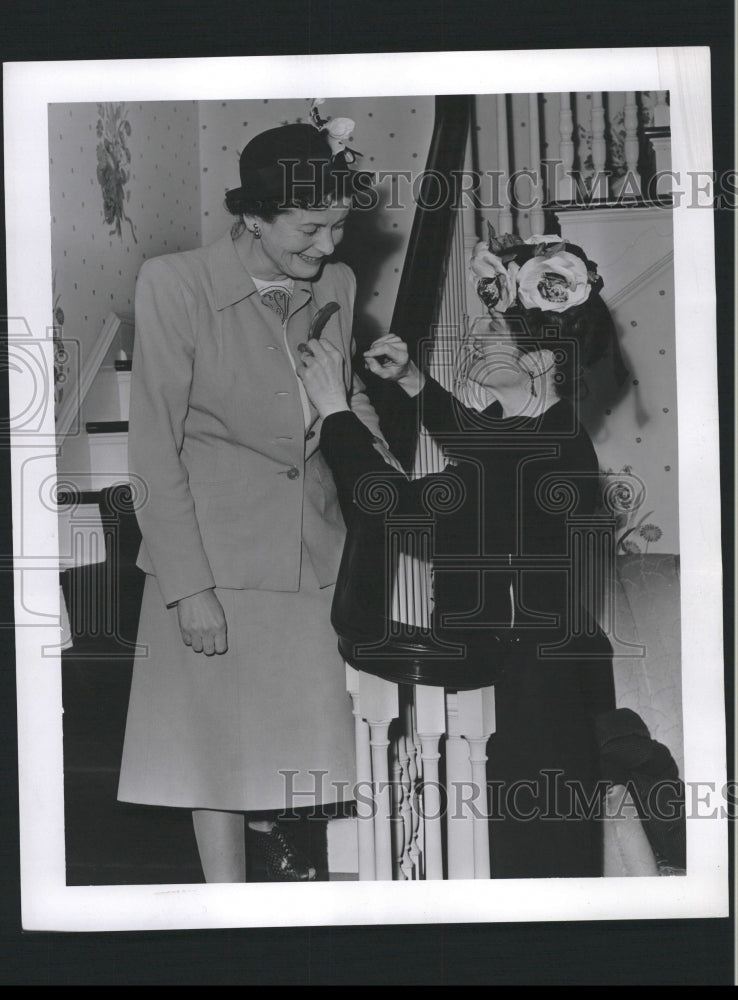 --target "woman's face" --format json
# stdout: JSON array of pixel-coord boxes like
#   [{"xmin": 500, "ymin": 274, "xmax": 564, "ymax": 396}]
[
  {"xmin": 250, "ymin": 202, "xmax": 350, "ymax": 280},
  {"xmin": 469, "ymin": 313, "xmax": 530, "ymax": 391}
]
